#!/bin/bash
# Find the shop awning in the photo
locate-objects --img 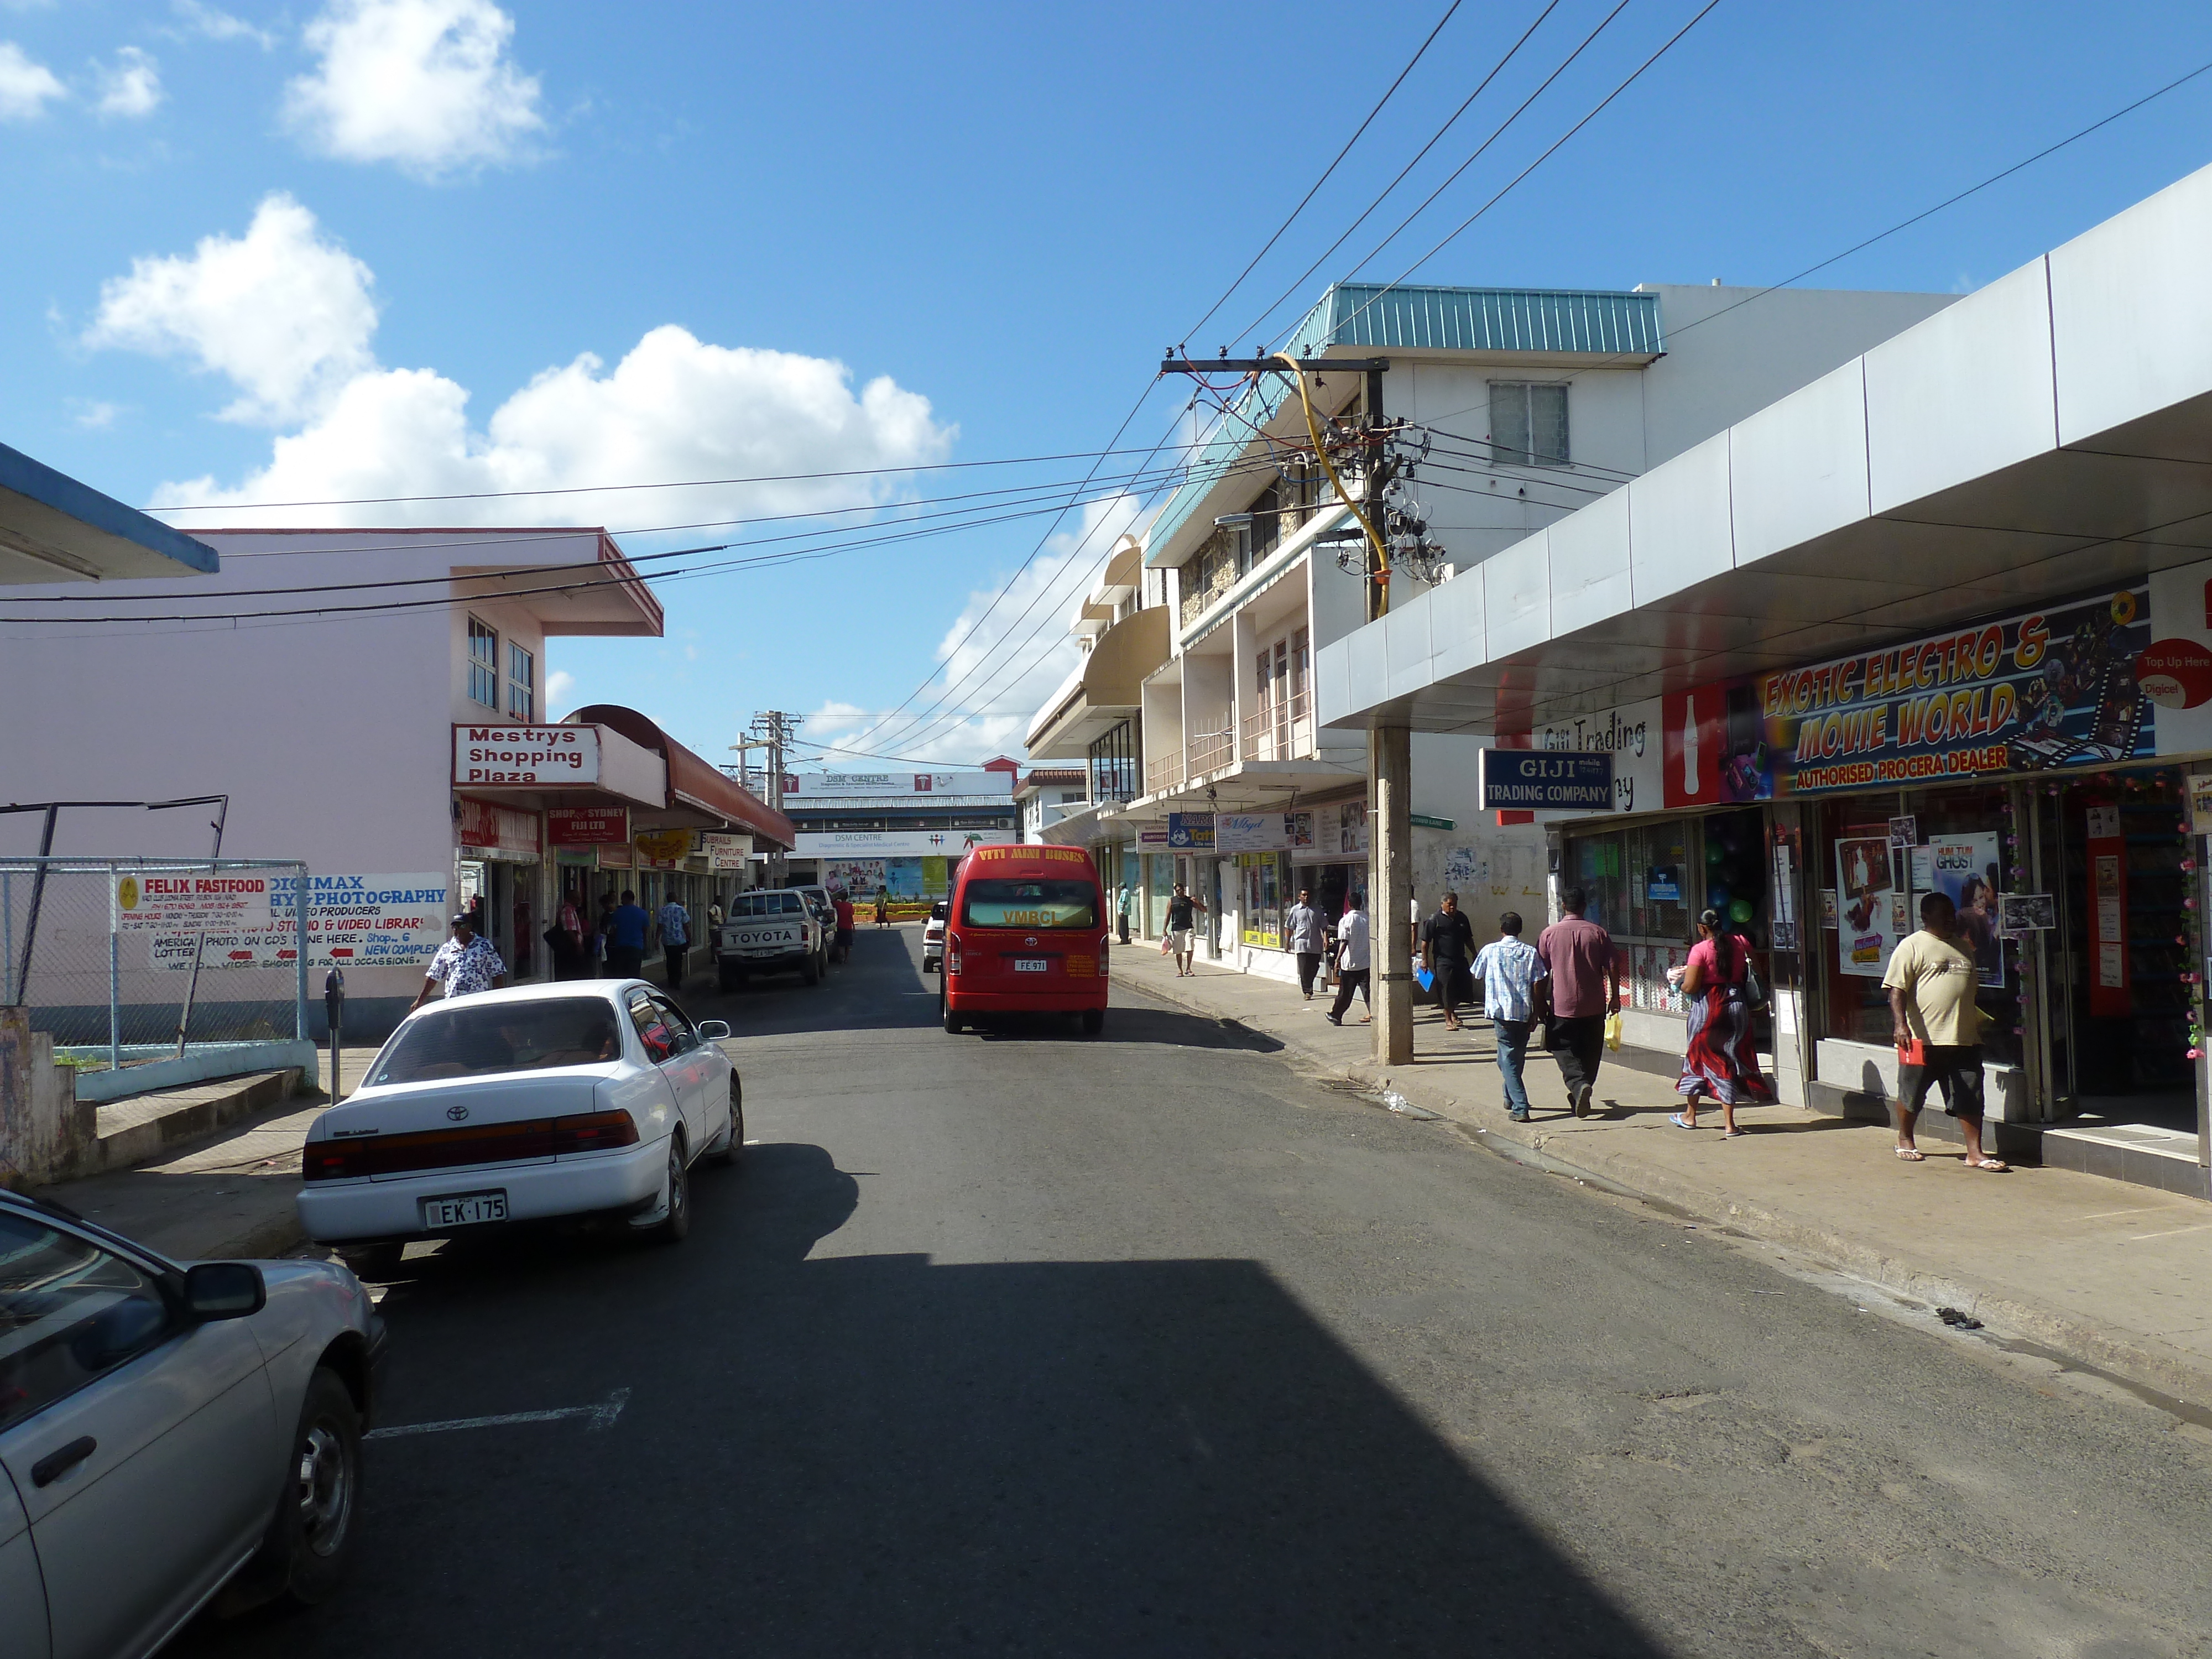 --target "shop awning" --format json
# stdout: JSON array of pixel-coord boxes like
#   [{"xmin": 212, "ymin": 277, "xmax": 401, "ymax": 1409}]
[
  {"xmin": 1026, "ymin": 608, "xmax": 1171, "ymax": 758},
  {"xmin": 0, "ymin": 441, "xmax": 220, "ymax": 585},
  {"xmin": 564, "ymin": 704, "xmax": 796, "ymax": 849},
  {"xmin": 1319, "ymin": 161, "xmax": 2212, "ymax": 737}
]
